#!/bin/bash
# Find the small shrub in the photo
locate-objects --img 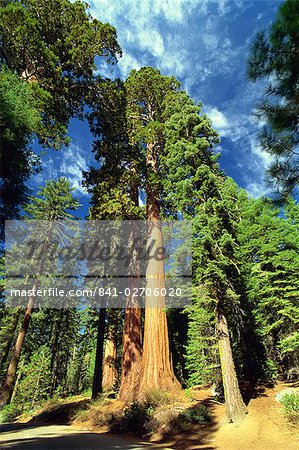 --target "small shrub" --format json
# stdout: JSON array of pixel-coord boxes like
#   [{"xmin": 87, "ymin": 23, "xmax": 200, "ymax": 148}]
[
  {"xmin": 179, "ymin": 405, "xmax": 211, "ymax": 424},
  {"xmin": 0, "ymin": 404, "xmax": 22, "ymax": 423},
  {"xmin": 75, "ymin": 408, "xmax": 90, "ymax": 422},
  {"xmin": 144, "ymin": 388, "xmax": 169, "ymax": 407},
  {"xmin": 281, "ymin": 393, "xmax": 299, "ymax": 424},
  {"xmin": 110, "ymin": 401, "xmax": 151, "ymax": 435},
  {"xmin": 263, "ymin": 359, "xmax": 278, "ymax": 381},
  {"xmin": 168, "ymin": 404, "xmax": 211, "ymax": 431}
]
